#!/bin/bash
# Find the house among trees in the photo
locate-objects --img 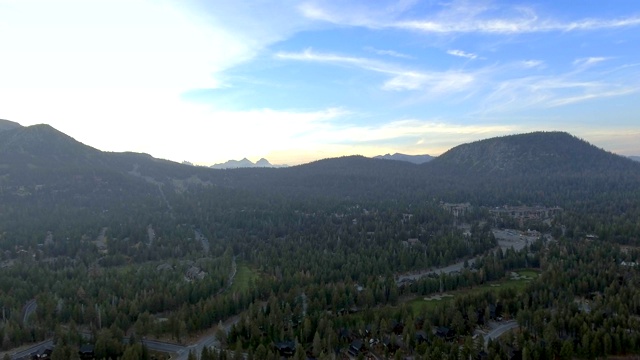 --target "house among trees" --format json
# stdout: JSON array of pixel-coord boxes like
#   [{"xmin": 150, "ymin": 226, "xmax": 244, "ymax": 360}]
[
  {"xmin": 78, "ymin": 344, "xmax": 95, "ymax": 359},
  {"xmin": 274, "ymin": 341, "xmax": 296, "ymax": 357},
  {"xmin": 435, "ymin": 326, "xmax": 455, "ymax": 341},
  {"xmin": 382, "ymin": 335, "xmax": 403, "ymax": 353},
  {"xmin": 489, "ymin": 205, "xmax": 561, "ymax": 221},
  {"xmin": 441, "ymin": 202, "xmax": 471, "ymax": 217},
  {"xmin": 184, "ymin": 266, "xmax": 206, "ymax": 281},
  {"xmin": 348, "ymin": 339, "xmax": 364, "ymax": 357},
  {"xmin": 415, "ymin": 330, "xmax": 429, "ymax": 344}
]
